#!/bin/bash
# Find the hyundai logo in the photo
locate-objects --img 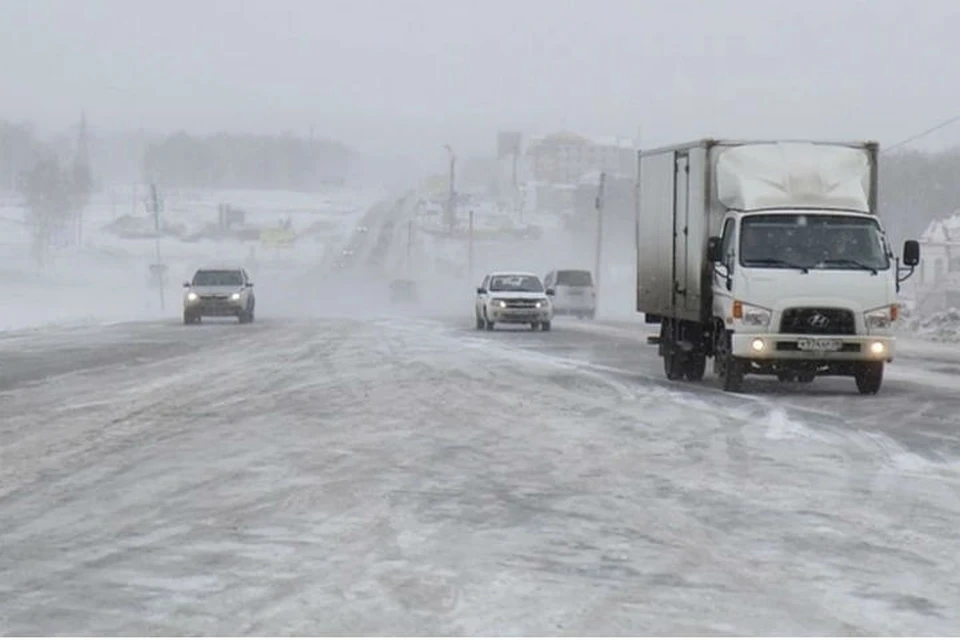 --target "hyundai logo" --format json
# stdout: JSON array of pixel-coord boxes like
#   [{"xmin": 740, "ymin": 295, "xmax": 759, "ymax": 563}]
[{"xmin": 807, "ymin": 312, "xmax": 831, "ymax": 329}]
